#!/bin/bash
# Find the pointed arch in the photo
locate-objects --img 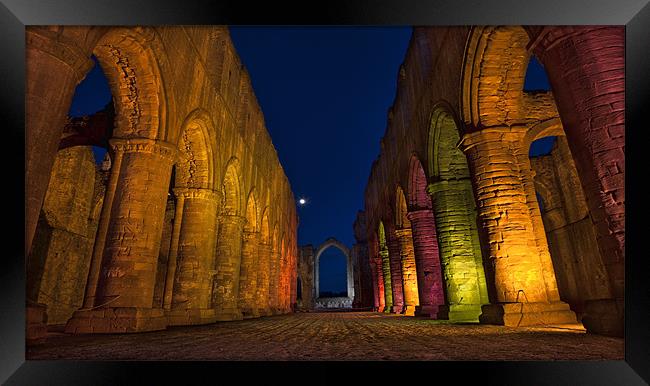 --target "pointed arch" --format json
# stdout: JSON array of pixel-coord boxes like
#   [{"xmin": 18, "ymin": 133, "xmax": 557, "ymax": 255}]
[
  {"xmin": 260, "ymin": 208, "xmax": 270, "ymax": 245},
  {"xmin": 175, "ymin": 109, "xmax": 215, "ymax": 189},
  {"xmin": 221, "ymin": 158, "xmax": 242, "ymax": 216},
  {"xmin": 407, "ymin": 155, "xmax": 432, "ymax": 210},
  {"xmin": 428, "ymin": 104, "xmax": 470, "ymax": 182},
  {"xmin": 244, "ymin": 189, "xmax": 258, "ymax": 232},
  {"xmin": 395, "ymin": 185, "xmax": 410, "ymax": 229}
]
